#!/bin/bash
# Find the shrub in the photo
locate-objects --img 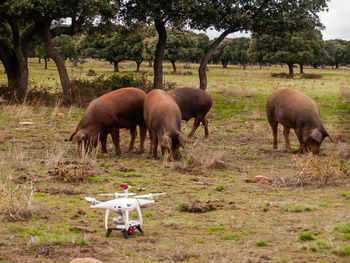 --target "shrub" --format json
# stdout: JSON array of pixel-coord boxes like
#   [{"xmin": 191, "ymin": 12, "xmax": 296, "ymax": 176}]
[
  {"xmin": 299, "ymin": 232, "xmax": 315, "ymax": 241},
  {"xmin": 71, "ymin": 72, "xmax": 153, "ymax": 106}
]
